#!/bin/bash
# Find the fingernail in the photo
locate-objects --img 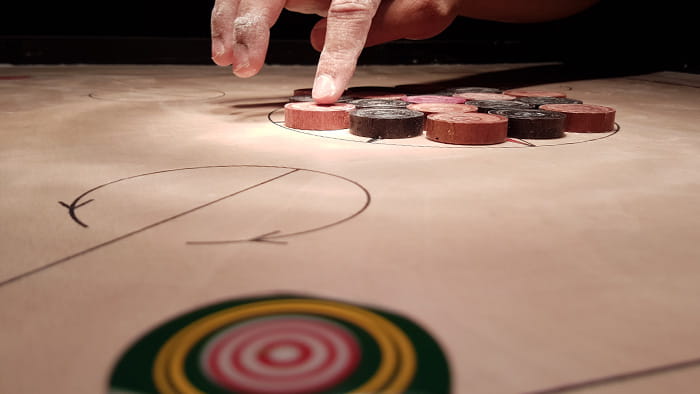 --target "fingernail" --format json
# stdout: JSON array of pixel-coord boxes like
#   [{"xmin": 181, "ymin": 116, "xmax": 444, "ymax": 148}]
[
  {"xmin": 313, "ymin": 74, "xmax": 337, "ymax": 102},
  {"xmin": 233, "ymin": 44, "xmax": 253, "ymax": 77},
  {"xmin": 211, "ymin": 40, "xmax": 229, "ymax": 66},
  {"xmin": 212, "ymin": 40, "xmax": 224, "ymax": 59}
]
